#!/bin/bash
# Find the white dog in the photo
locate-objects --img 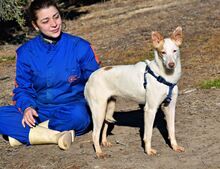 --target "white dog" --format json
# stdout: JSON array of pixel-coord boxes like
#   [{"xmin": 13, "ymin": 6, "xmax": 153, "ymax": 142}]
[{"xmin": 84, "ymin": 26, "xmax": 185, "ymax": 158}]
